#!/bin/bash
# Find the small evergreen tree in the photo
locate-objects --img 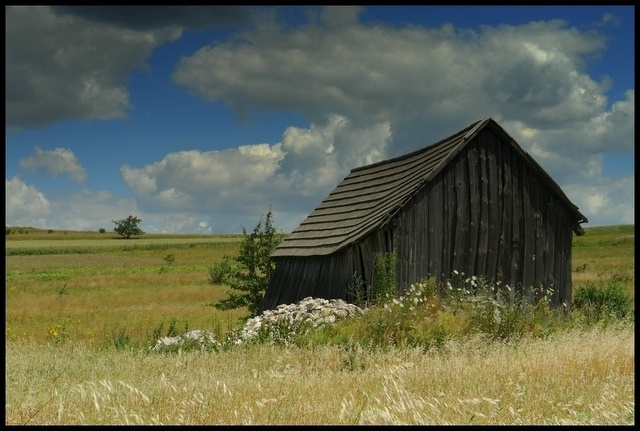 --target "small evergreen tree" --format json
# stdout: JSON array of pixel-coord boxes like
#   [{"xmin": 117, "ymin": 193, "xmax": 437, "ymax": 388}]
[
  {"xmin": 209, "ymin": 208, "xmax": 283, "ymax": 317},
  {"xmin": 112, "ymin": 215, "xmax": 145, "ymax": 239}
]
